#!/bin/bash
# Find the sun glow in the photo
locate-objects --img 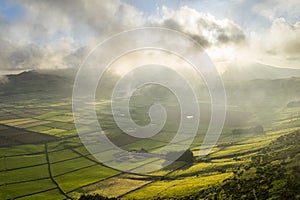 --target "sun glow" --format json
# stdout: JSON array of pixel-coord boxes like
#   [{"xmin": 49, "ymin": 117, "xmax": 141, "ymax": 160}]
[
  {"xmin": 205, "ymin": 46, "xmax": 245, "ymax": 72},
  {"xmin": 206, "ymin": 46, "xmax": 236, "ymax": 62}
]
